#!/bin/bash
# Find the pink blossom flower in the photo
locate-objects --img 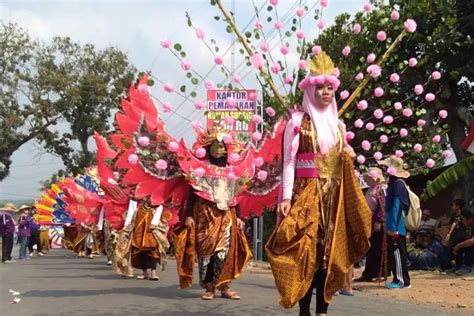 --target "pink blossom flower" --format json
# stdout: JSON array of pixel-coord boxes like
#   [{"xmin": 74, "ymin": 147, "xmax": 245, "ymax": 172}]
[
  {"xmin": 160, "ymin": 38, "xmax": 171, "ymax": 48},
  {"xmin": 168, "ymin": 141, "xmax": 179, "ymax": 152},
  {"xmin": 355, "ymin": 72, "xmax": 364, "ymax": 81},
  {"xmin": 257, "ymin": 170, "xmax": 268, "ymax": 182},
  {"xmin": 162, "ymin": 102, "xmax": 172, "ymax": 113},
  {"xmin": 391, "ymin": 10, "xmax": 400, "ymax": 21},
  {"xmin": 320, "ymin": 0, "xmax": 329, "ymax": 7},
  {"xmin": 251, "ymin": 114, "xmax": 263, "ymax": 124},
  {"xmin": 414, "ymin": 84, "xmax": 424, "ymax": 95},
  {"xmin": 204, "ymin": 80, "xmax": 215, "ymax": 90},
  {"xmin": 249, "ymin": 92, "xmax": 258, "ymax": 101},
  {"xmin": 377, "ymin": 31, "xmax": 387, "ymax": 41},
  {"xmin": 432, "ymin": 71, "xmax": 441, "ymax": 80},
  {"xmin": 426, "ymin": 159, "xmax": 435, "ymax": 168},
  {"xmin": 354, "ymin": 119, "xmax": 364, "ymax": 128},
  {"xmin": 280, "ymin": 45, "xmax": 289, "ymax": 55},
  {"xmin": 271, "ymin": 62, "xmax": 281, "ymax": 74},
  {"xmin": 255, "ymin": 20, "xmax": 263, "ymax": 30},
  {"xmin": 395, "ymin": 150, "xmax": 404, "ymax": 158},
  {"xmin": 387, "ymin": 167, "xmax": 397, "ymax": 176},
  {"xmin": 312, "ymin": 45, "xmax": 322, "ymax": 55},
  {"xmin": 317, "ymin": 19, "xmax": 325, "ymax": 29},
  {"xmin": 232, "ymin": 74, "xmax": 241, "ymax": 83},
  {"xmin": 383, "ymin": 116, "xmax": 394, "ymax": 124},
  {"xmin": 296, "ymin": 30, "xmax": 305, "ymax": 40},
  {"xmin": 414, "ymin": 144, "xmax": 422, "ymax": 153},
  {"xmin": 128, "ymin": 154, "xmax": 139, "ymax": 165},
  {"xmin": 195, "ymin": 28, "xmax": 205, "ymax": 39},
  {"xmin": 180, "ymin": 60, "xmax": 192, "ymax": 71},
  {"xmin": 224, "ymin": 116, "xmax": 235, "ymax": 125},
  {"xmin": 259, "ymin": 41, "xmax": 269, "ymax": 53},
  {"xmin": 402, "ymin": 108, "xmax": 413, "ymax": 117},
  {"xmin": 409, "ymin": 57, "xmax": 418, "ymax": 67},
  {"xmin": 298, "ymin": 60, "xmax": 307, "ymax": 70},
  {"xmin": 366, "ymin": 122, "xmax": 375, "ymax": 131},
  {"xmin": 373, "ymin": 152, "xmax": 383, "ymax": 161},
  {"xmin": 252, "ymin": 132, "xmax": 262, "ymax": 141},
  {"xmin": 380, "ymin": 135, "xmax": 388, "ymax": 143},
  {"xmin": 439, "ymin": 110, "xmax": 448, "ymax": 119},
  {"xmin": 229, "ymin": 152, "xmax": 240, "ymax": 162},
  {"xmin": 400, "ymin": 128, "xmax": 408, "ymax": 138},
  {"xmin": 192, "ymin": 120, "xmax": 202, "ymax": 130},
  {"xmin": 284, "ymin": 74, "xmax": 293, "ymax": 84},
  {"xmin": 346, "ymin": 131, "xmax": 355, "ymax": 141},
  {"xmin": 270, "ymin": 0, "xmax": 278, "ymax": 5},
  {"xmin": 363, "ymin": 3, "xmax": 372, "ymax": 12},
  {"xmin": 357, "ymin": 100, "xmax": 368, "ymax": 111},
  {"xmin": 353, "ymin": 23, "xmax": 361, "ymax": 34},
  {"xmin": 394, "ymin": 102, "xmax": 403, "ymax": 110},
  {"xmin": 255, "ymin": 157, "xmax": 264, "ymax": 167},
  {"xmin": 425, "ymin": 93, "xmax": 435, "ymax": 102},
  {"xmin": 340, "ymin": 90, "xmax": 350, "ymax": 100},
  {"xmin": 357, "ymin": 155, "xmax": 366, "ymax": 164},
  {"xmin": 296, "ymin": 7, "xmax": 305, "ymax": 17},
  {"xmin": 442, "ymin": 150, "xmax": 452, "ymax": 158},
  {"xmin": 374, "ymin": 109, "xmax": 384, "ymax": 119},
  {"xmin": 390, "ymin": 73, "xmax": 400, "ymax": 83},
  {"xmin": 275, "ymin": 20, "xmax": 283, "ymax": 30},
  {"xmin": 226, "ymin": 172, "xmax": 237, "ymax": 181},
  {"xmin": 214, "ymin": 55, "xmax": 224, "ymax": 65},
  {"xmin": 265, "ymin": 107, "xmax": 276, "ymax": 117},
  {"xmin": 367, "ymin": 53, "xmax": 376, "ymax": 63},
  {"xmin": 404, "ymin": 19, "xmax": 417, "ymax": 33},
  {"xmin": 362, "ymin": 140, "xmax": 371, "ymax": 151},
  {"xmin": 250, "ymin": 53, "xmax": 264, "ymax": 69},
  {"xmin": 374, "ymin": 87, "xmax": 384, "ymax": 97},
  {"xmin": 195, "ymin": 148, "xmax": 206, "ymax": 158},
  {"xmin": 333, "ymin": 68, "xmax": 340, "ymax": 77},
  {"xmin": 417, "ymin": 119, "xmax": 426, "ymax": 127},
  {"xmin": 432, "ymin": 135, "xmax": 441, "ymax": 143},
  {"xmin": 138, "ymin": 136, "xmax": 150, "ymax": 147},
  {"xmin": 164, "ymin": 82, "xmax": 175, "ymax": 93},
  {"xmin": 367, "ymin": 64, "xmax": 381, "ymax": 78},
  {"xmin": 223, "ymin": 134, "xmax": 233, "ymax": 144},
  {"xmin": 194, "ymin": 100, "xmax": 204, "ymax": 110},
  {"xmin": 342, "ymin": 46, "xmax": 351, "ymax": 56},
  {"xmin": 194, "ymin": 167, "xmax": 205, "ymax": 177},
  {"xmin": 155, "ymin": 159, "xmax": 168, "ymax": 170}
]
